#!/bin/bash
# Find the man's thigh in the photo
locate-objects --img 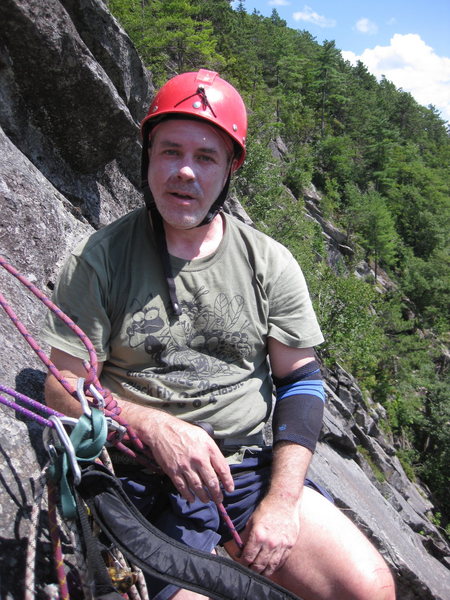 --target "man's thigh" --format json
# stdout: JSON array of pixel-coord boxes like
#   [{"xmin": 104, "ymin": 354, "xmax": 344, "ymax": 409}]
[{"xmin": 225, "ymin": 486, "xmax": 395, "ymax": 600}]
